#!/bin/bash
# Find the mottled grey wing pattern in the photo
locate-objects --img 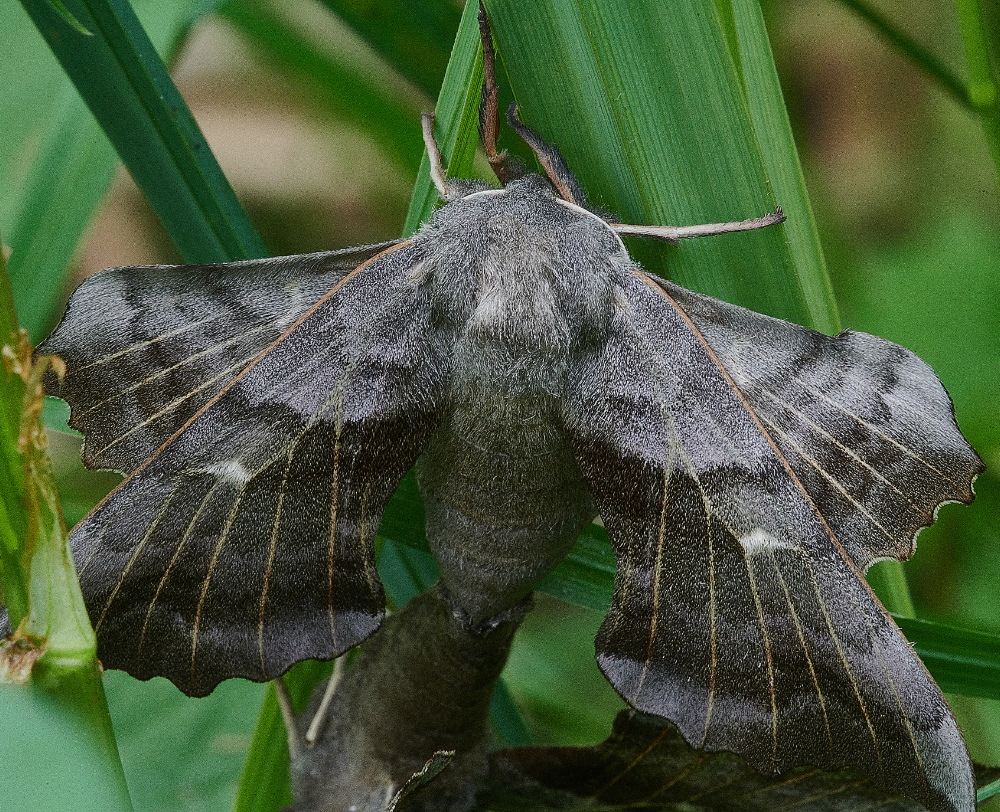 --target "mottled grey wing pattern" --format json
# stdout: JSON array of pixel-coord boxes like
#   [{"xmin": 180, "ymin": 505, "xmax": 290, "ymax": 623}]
[
  {"xmin": 55, "ymin": 240, "xmax": 449, "ymax": 697},
  {"xmin": 562, "ymin": 269, "xmax": 981, "ymax": 812},
  {"xmin": 655, "ymin": 276, "xmax": 981, "ymax": 568},
  {"xmin": 41, "ymin": 243, "xmax": 397, "ymax": 475}
]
